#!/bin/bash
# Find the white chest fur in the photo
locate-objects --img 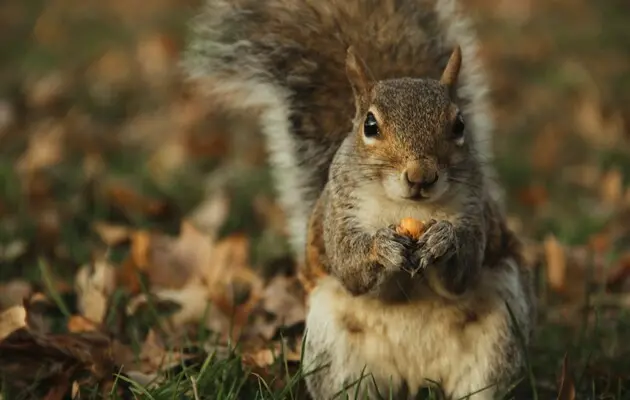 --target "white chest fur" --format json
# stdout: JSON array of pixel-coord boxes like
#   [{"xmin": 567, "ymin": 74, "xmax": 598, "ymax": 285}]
[
  {"xmin": 350, "ymin": 183, "xmax": 452, "ymax": 233},
  {"xmin": 302, "ymin": 259, "xmax": 530, "ymax": 400}
]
